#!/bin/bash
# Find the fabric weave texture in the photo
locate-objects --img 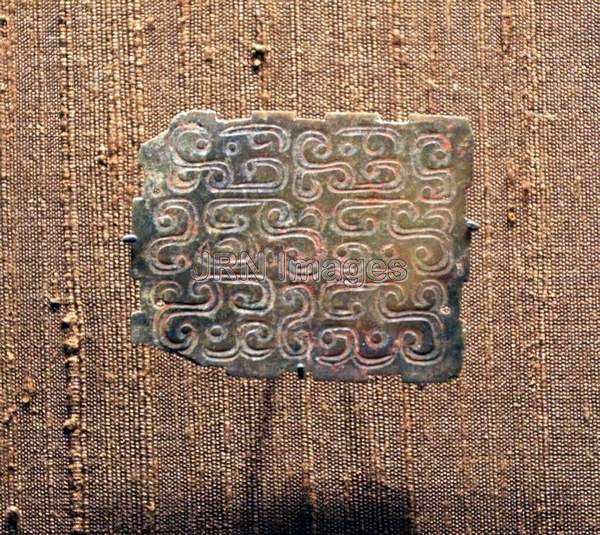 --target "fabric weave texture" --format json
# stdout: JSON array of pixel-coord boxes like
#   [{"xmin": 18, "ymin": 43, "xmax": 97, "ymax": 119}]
[{"xmin": 0, "ymin": 1, "xmax": 598, "ymax": 534}]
